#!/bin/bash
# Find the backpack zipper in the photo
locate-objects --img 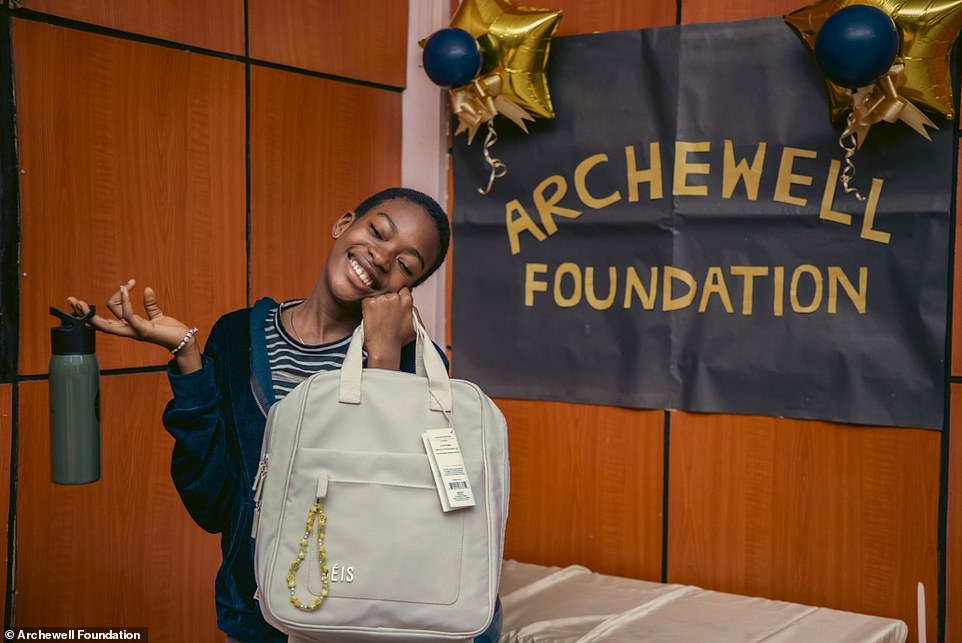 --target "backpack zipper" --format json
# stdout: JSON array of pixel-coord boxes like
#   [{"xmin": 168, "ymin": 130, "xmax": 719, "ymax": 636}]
[
  {"xmin": 251, "ymin": 455, "xmax": 269, "ymax": 538},
  {"xmin": 250, "ymin": 375, "xmax": 277, "ymax": 539}
]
